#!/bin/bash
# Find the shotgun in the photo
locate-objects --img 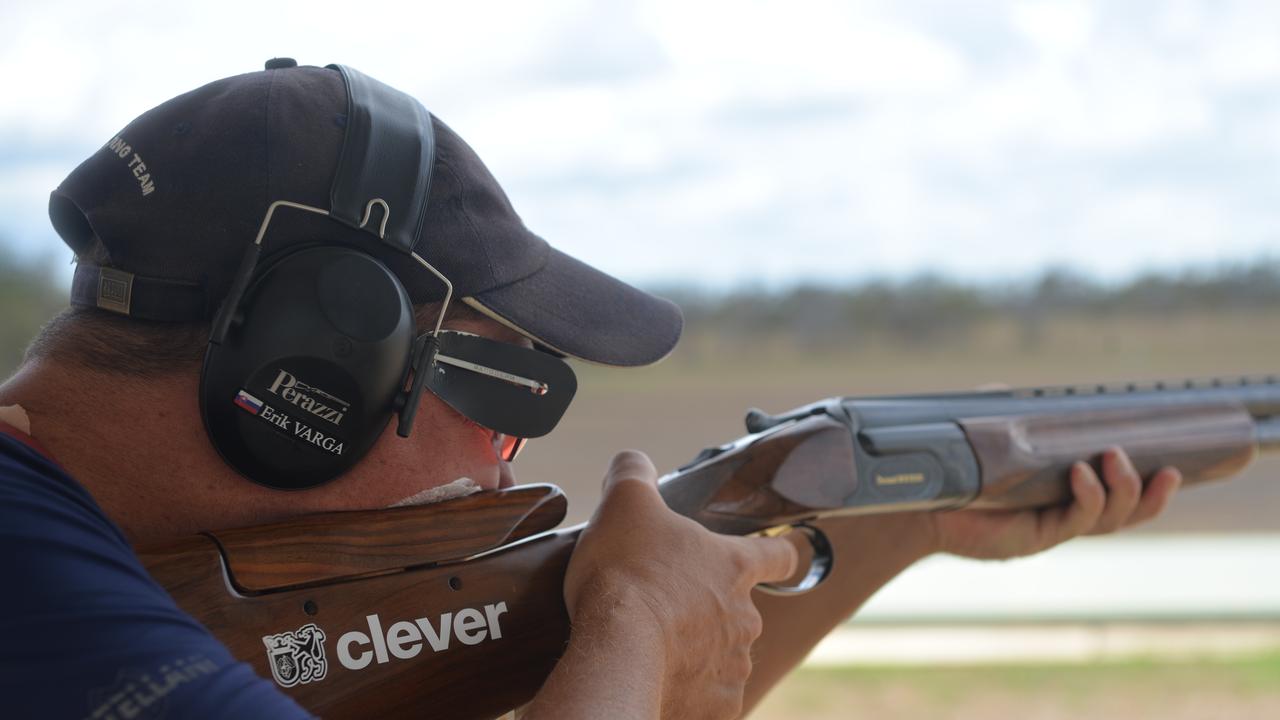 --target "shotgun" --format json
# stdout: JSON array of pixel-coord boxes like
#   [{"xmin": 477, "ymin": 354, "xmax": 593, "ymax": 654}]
[{"xmin": 139, "ymin": 376, "xmax": 1280, "ymax": 719}]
